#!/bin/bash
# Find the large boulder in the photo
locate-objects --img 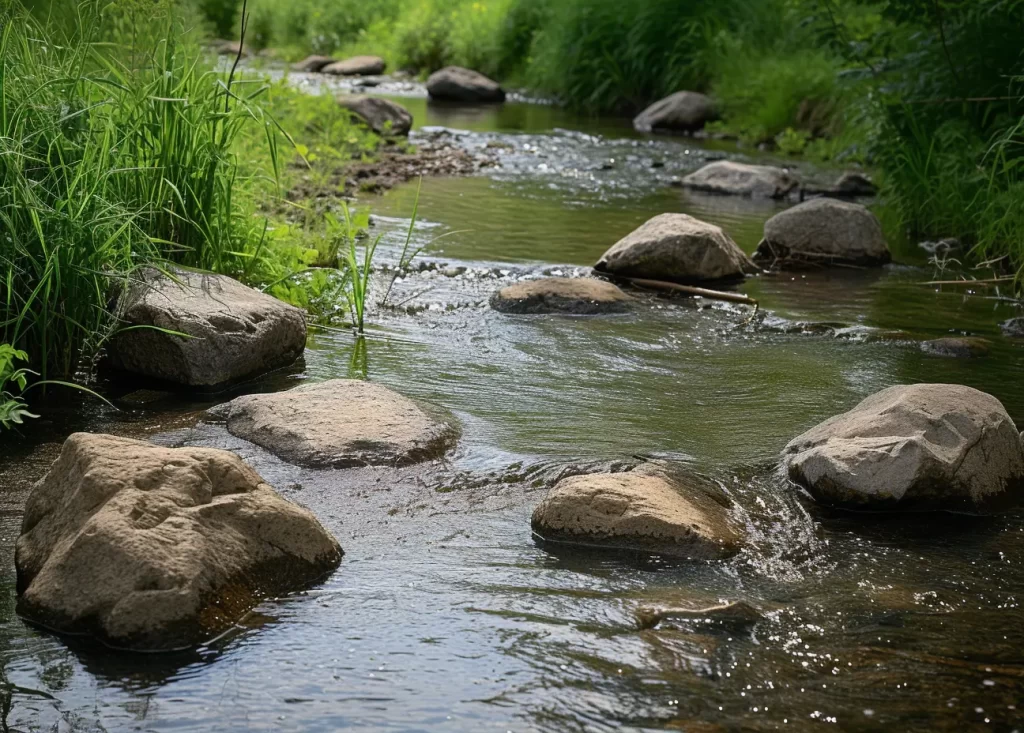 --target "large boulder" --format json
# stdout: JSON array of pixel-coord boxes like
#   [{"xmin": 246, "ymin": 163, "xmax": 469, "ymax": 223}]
[
  {"xmin": 322, "ymin": 55, "xmax": 386, "ymax": 76},
  {"xmin": 337, "ymin": 96, "xmax": 413, "ymax": 136},
  {"xmin": 754, "ymin": 198, "xmax": 890, "ymax": 267},
  {"xmin": 681, "ymin": 161, "xmax": 798, "ymax": 199},
  {"xmin": 490, "ymin": 277, "xmax": 633, "ymax": 315},
  {"xmin": 633, "ymin": 91, "xmax": 715, "ymax": 134},
  {"xmin": 106, "ymin": 268, "xmax": 306, "ymax": 389},
  {"xmin": 594, "ymin": 213, "xmax": 754, "ymax": 283},
  {"xmin": 426, "ymin": 66, "xmax": 505, "ymax": 103},
  {"xmin": 292, "ymin": 55, "xmax": 336, "ymax": 73},
  {"xmin": 15, "ymin": 433, "xmax": 342, "ymax": 651},
  {"xmin": 782, "ymin": 384, "xmax": 1024, "ymax": 511},
  {"xmin": 531, "ymin": 468, "xmax": 742, "ymax": 560},
  {"xmin": 210, "ymin": 379, "xmax": 458, "ymax": 468}
]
